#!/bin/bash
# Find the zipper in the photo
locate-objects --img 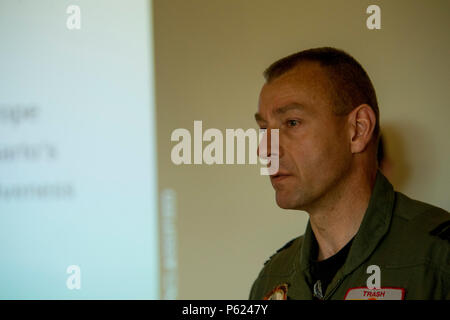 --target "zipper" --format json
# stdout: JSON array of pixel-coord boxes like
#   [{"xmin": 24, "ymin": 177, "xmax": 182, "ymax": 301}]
[{"xmin": 324, "ymin": 278, "xmax": 343, "ymax": 300}]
